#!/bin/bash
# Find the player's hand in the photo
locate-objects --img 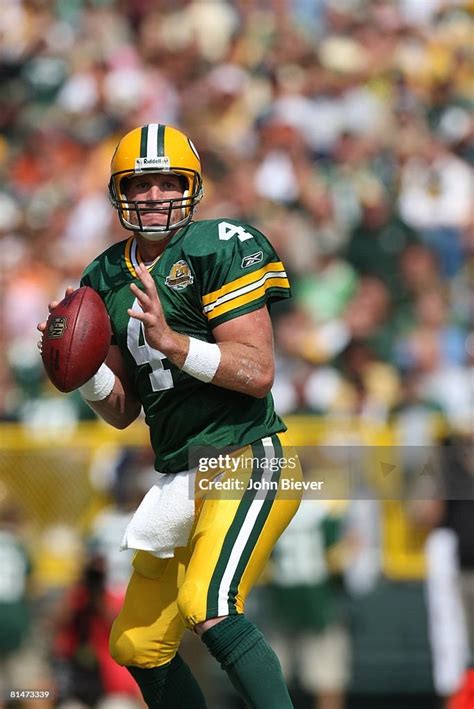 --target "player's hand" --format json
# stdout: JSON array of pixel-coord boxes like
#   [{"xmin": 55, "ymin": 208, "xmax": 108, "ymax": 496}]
[
  {"xmin": 128, "ymin": 263, "xmax": 174, "ymax": 352},
  {"xmin": 36, "ymin": 286, "xmax": 75, "ymax": 351}
]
